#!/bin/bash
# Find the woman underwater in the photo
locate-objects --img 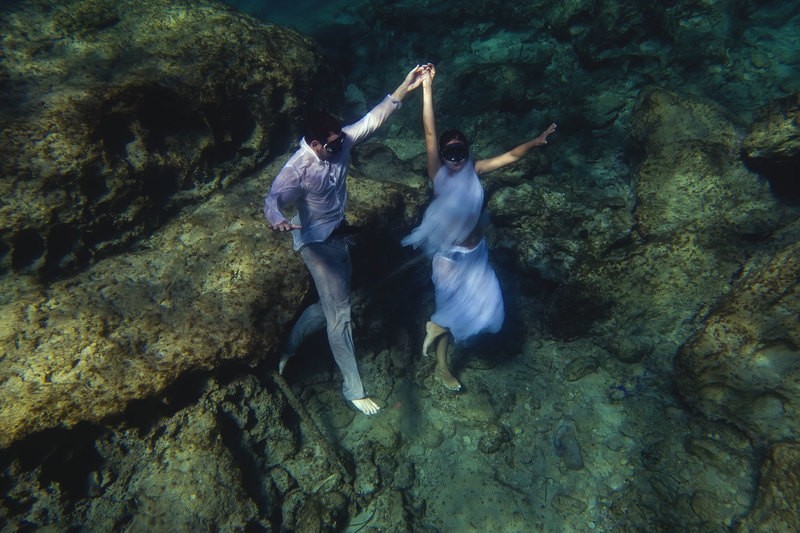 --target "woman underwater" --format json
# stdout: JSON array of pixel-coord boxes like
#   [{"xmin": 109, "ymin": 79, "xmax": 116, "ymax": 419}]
[{"xmin": 403, "ymin": 63, "xmax": 557, "ymax": 391}]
